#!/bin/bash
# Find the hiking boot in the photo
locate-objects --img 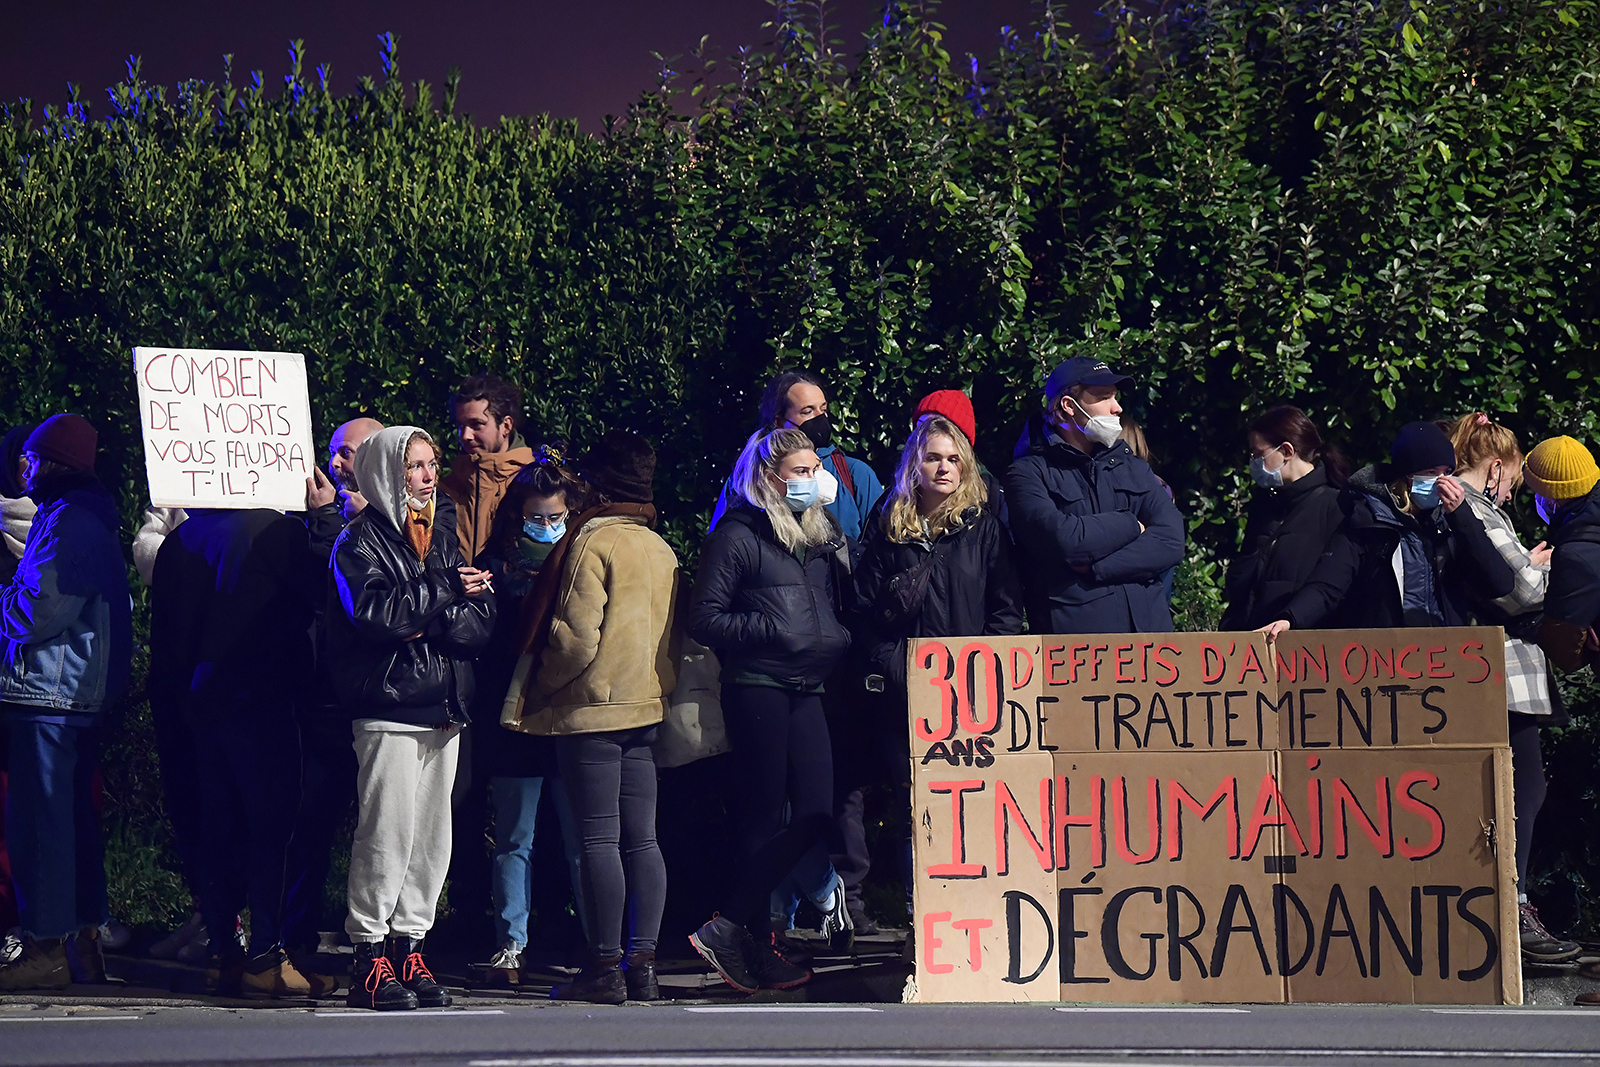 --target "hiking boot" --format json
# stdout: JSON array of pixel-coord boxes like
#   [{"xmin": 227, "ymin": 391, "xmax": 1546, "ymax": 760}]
[
  {"xmin": 349, "ymin": 941, "xmax": 417, "ymax": 1011},
  {"xmin": 482, "ymin": 942, "xmax": 522, "ymax": 988},
  {"xmin": 241, "ymin": 948, "xmax": 315, "ymax": 1000},
  {"xmin": 0, "ymin": 937, "xmax": 69, "ymax": 991},
  {"xmin": 772, "ymin": 930, "xmax": 813, "ymax": 967},
  {"xmin": 689, "ymin": 915, "xmax": 758, "ymax": 994},
  {"xmin": 387, "ymin": 935, "xmax": 450, "ymax": 1008},
  {"xmin": 551, "ymin": 957, "xmax": 626, "ymax": 1005},
  {"xmin": 1521, "ymin": 902, "xmax": 1581, "ymax": 963},
  {"xmin": 150, "ymin": 912, "xmax": 205, "ymax": 960},
  {"xmin": 66, "ymin": 925, "xmax": 107, "ymax": 983},
  {"xmin": 748, "ymin": 934, "xmax": 812, "ymax": 990},
  {"xmin": 817, "ymin": 880, "xmax": 855, "ymax": 953},
  {"xmin": 624, "ymin": 951, "xmax": 659, "ymax": 1002}
]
